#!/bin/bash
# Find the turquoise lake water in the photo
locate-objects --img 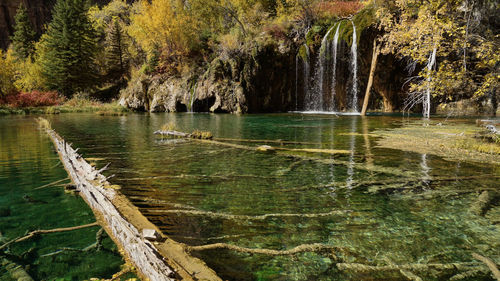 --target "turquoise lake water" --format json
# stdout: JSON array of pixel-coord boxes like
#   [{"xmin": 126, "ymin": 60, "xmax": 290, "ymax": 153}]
[{"xmin": 2, "ymin": 113, "xmax": 499, "ymax": 280}]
